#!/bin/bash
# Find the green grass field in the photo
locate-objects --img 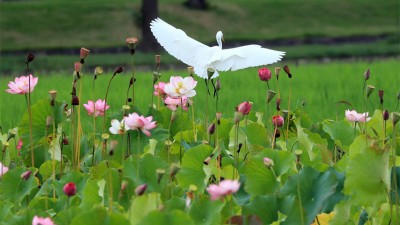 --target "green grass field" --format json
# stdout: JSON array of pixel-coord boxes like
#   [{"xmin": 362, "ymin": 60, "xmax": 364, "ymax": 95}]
[
  {"xmin": 1, "ymin": 0, "xmax": 398, "ymax": 50},
  {"xmin": 1, "ymin": 58, "xmax": 399, "ymax": 131}
]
